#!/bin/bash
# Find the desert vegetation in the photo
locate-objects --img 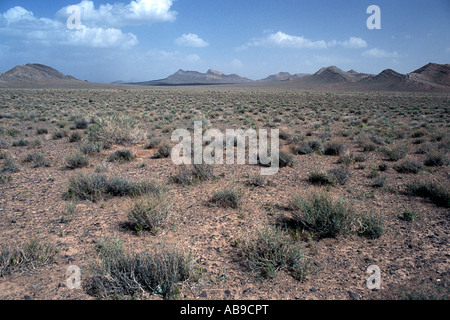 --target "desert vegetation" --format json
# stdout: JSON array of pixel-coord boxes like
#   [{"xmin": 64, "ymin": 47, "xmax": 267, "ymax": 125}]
[{"xmin": 0, "ymin": 88, "xmax": 448, "ymax": 300}]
